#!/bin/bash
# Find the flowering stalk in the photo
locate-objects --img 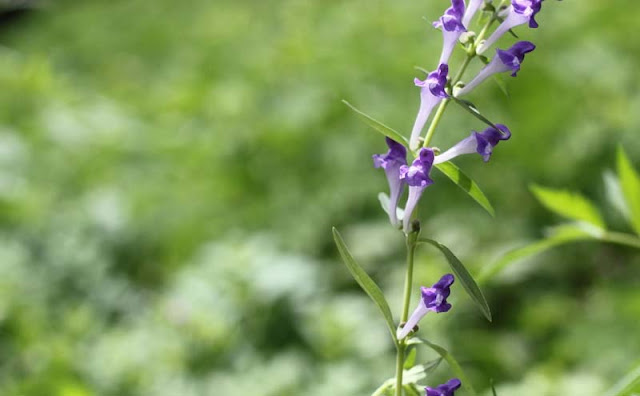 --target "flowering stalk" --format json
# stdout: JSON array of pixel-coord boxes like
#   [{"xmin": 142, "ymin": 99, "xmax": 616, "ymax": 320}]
[{"xmin": 340, "ymin": 0, "xmax": 553, "ymax": 394}]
